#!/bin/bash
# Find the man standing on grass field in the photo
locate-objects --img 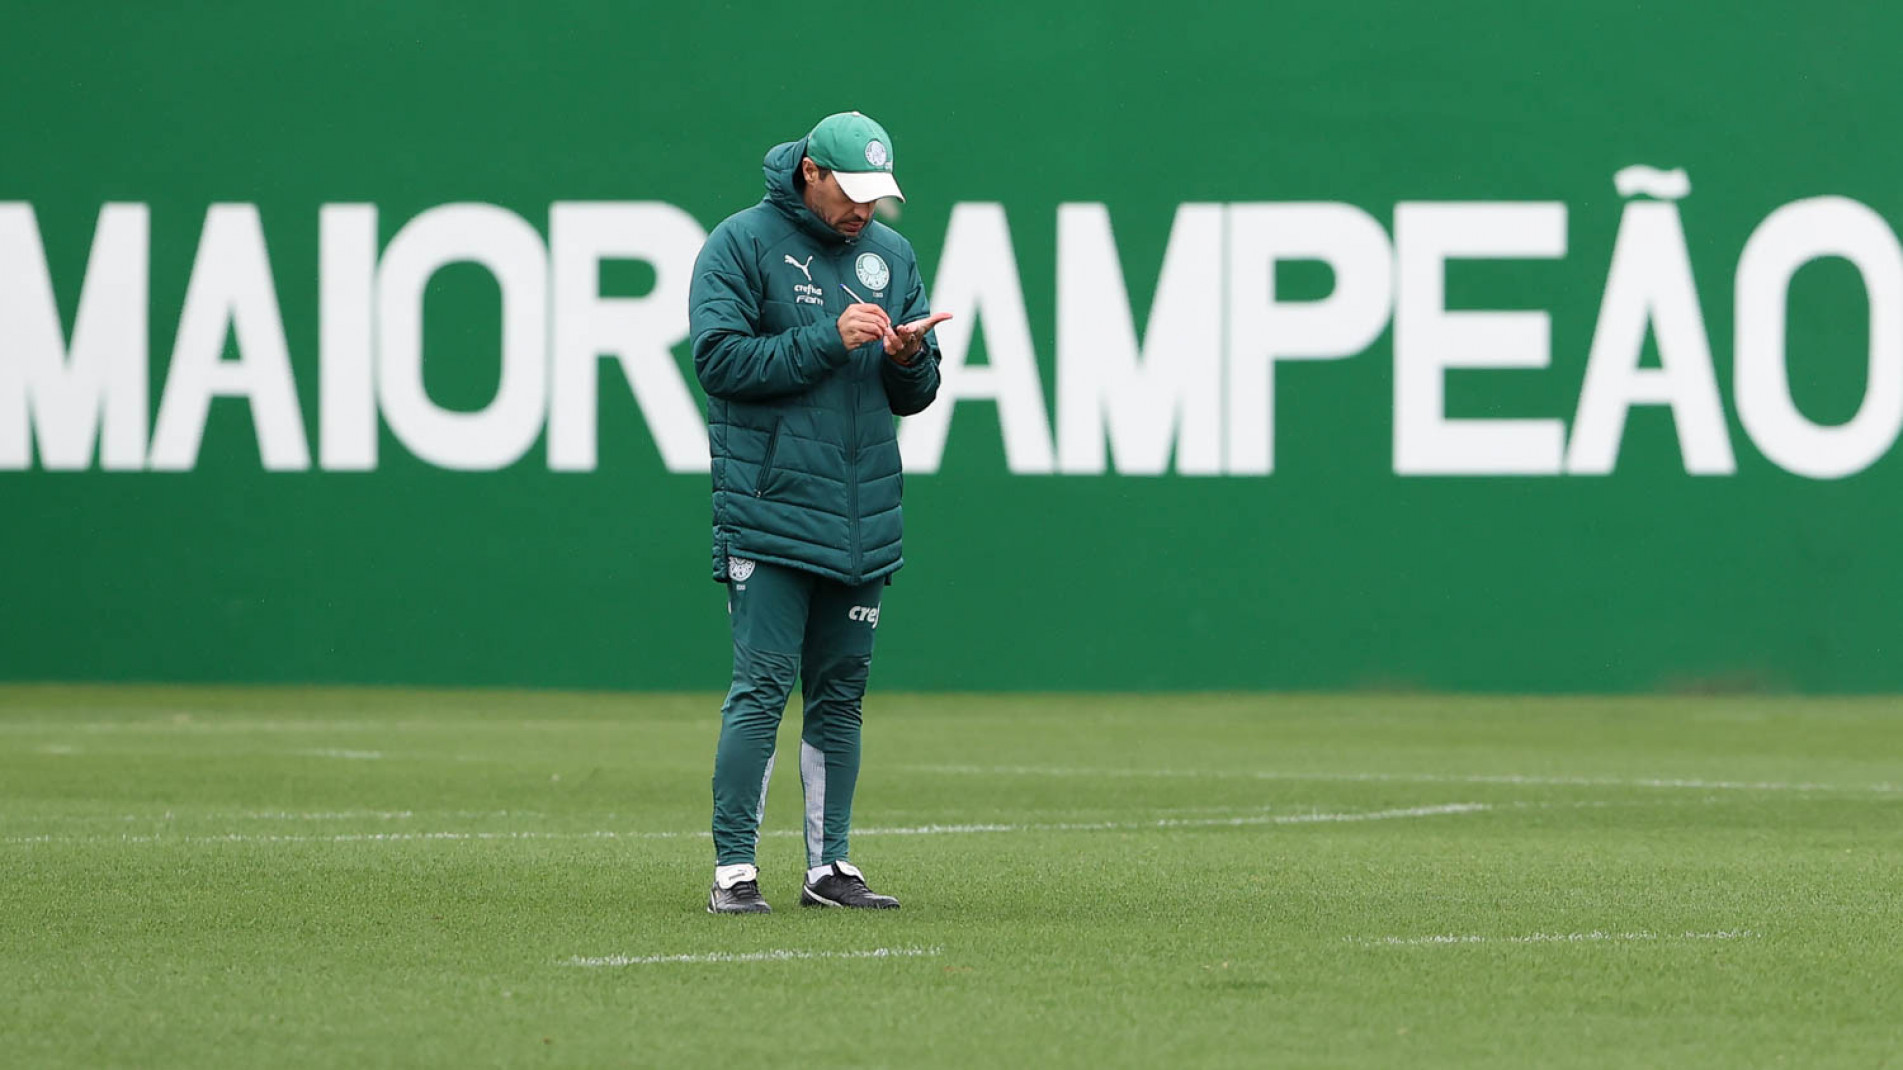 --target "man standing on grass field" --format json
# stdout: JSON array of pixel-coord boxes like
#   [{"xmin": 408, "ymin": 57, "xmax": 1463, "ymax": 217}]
[{"xmin": 688, "ymin": 111, "xmax": 948, "ymax": 914}]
